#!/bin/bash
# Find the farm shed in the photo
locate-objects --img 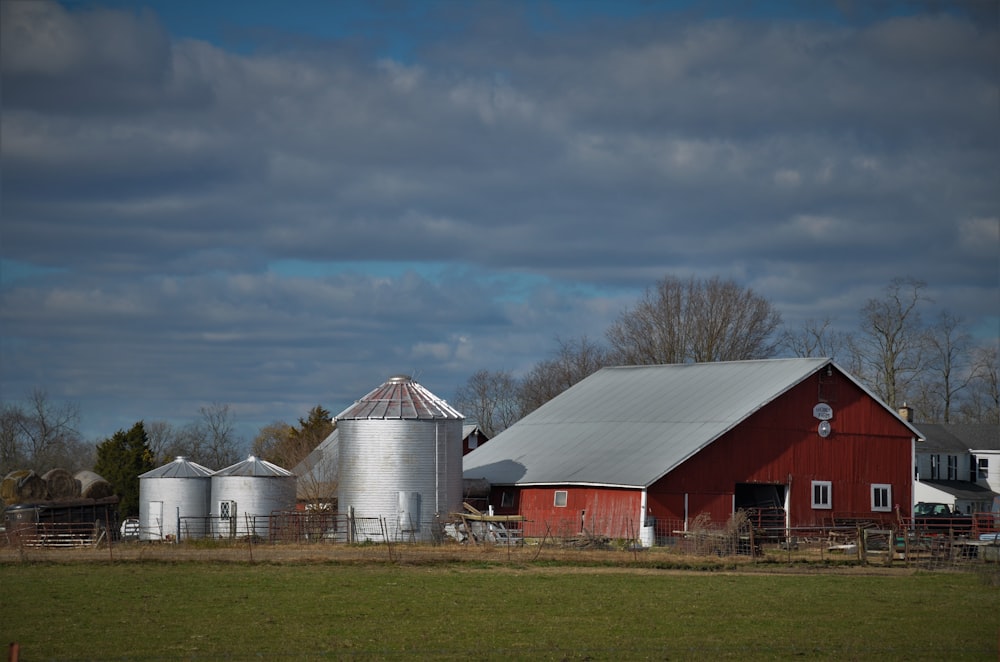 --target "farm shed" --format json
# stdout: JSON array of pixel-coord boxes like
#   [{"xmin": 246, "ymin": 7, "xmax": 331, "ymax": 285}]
[{"xmin": 463, "ymin": 358, "xmax": 921, "ymax": 543}]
